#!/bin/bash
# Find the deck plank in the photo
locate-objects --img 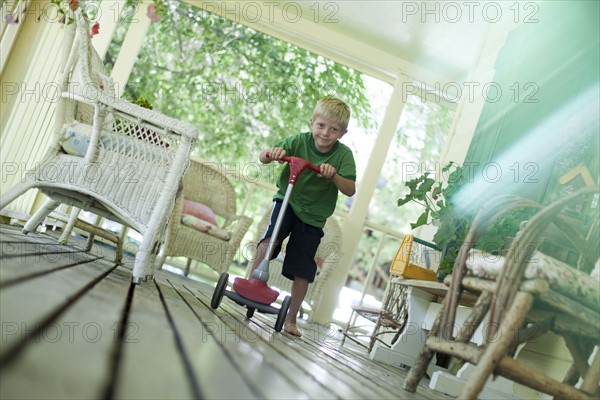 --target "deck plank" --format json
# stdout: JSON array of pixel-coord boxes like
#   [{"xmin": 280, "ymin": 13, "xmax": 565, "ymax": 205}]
[
  {"xmin": 154, "ymin": 276, "xmax": 264, "ymax": 399},
  {"xmin": 183, "ymin": 276, "xmax": 342, "ymax": 398},
  {"xmin": 113, "ymin": 277, "xmax": 195, "ymax": 399},
  {"xmin": 0, "ymin": 228, "xmax": 104, "ymax": 286},
  {"xmin": 159, "ymin": 275, "xmax": 313, "ymax": 399},
  {"xmin": 0, "ymin": 266, "xmax": 132, "ymax": 399},
  {"xmin": 0, "ymin": 256, "xmax": 116, "ymax": 361},
  {"xmin": 195, "ymin": 277, "xmax": 447, "ymax": 400},
  {"xmin": 0, "ymin": 225, "xmax": 454, "ymax": 400},
  {"xmin": 190, "ymin": 279, "xmax": 395, "ymax": 399}
]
